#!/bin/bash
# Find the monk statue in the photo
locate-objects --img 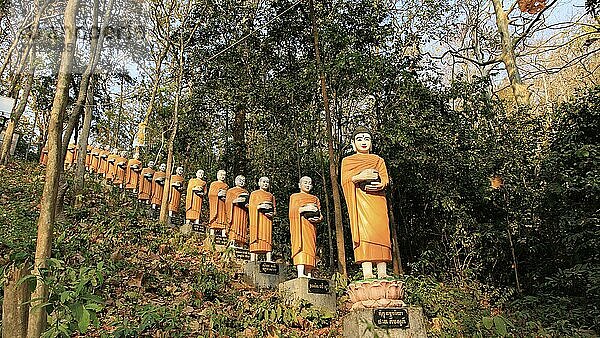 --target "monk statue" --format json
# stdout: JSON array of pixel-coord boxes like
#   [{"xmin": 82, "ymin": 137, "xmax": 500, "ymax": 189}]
[
  {"xmin": 249, "ymin": 176, "xmax": 276, "ymax": 262},
  {"xmin": 125, "ymin": 153, "xmax": 142, "ymax": 193},
  {"xmin": 98, "ymin": 146, "xmax": 110, "ymax": 176},
  {"xmin": 185, "ymin": 169, "xmax": 207, "ymax": 226},
  {"xmin": 106, "ymin": 149, "xmax": 118, "ymax": 182},
  {"xmin": 150, "ymin": 163, "xmax": 167, "ymax": 209},
  {"xmin": 289, "ymin": 176, "xmax": 323, "ymax": 278},
  {"xmin": 90, "ymin": 145, "xmax": 101, "ymax": 173},
  {"xmin": 113, "ymin": 151, "xmax": 128, "ymax": 188},
  {"xmin": 39, "ymin": 145, "xmax": 48, "ymax": 166},
  {"xmin": 168, "ymin": 166, "xmax": 185, "ymax": 217},
  {"xmin": 63, "ymin": 143, "xmax": 77, "ymax": 170},
  {"xmin": 85, "ymin": 145, "xmax": 93, "ymax": 170},
  {"xmin": 225, "ymin": 175, "xmax": 250, "ymax": 248},
  {"xmin": 138, "ymin": 161, "xmax": 155, "ymax": 204},
  {"xmin": 208, "ymin": 170, "xmax": 229, "ymax": 237},
  {"xmin": 341, "ymin": 126, "xmax": 391, "ymax": 280}
]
